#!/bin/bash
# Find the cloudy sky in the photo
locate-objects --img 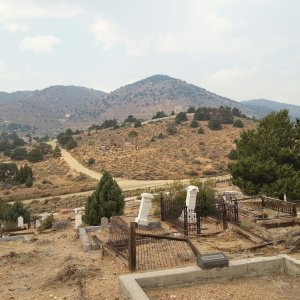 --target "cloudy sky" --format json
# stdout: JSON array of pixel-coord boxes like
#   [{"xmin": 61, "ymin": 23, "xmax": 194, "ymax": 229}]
[{"xmin": 0, "ymin": 0, "xmax": 299, "ymax": 105}]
